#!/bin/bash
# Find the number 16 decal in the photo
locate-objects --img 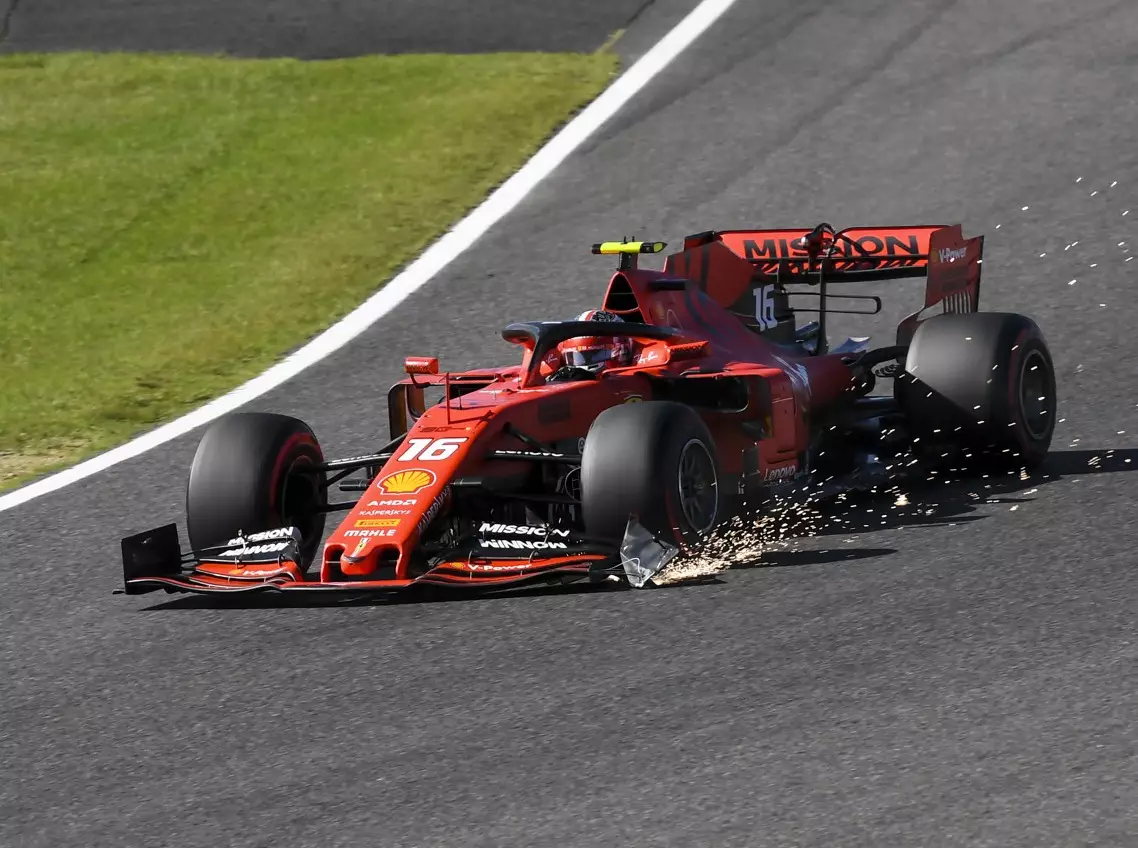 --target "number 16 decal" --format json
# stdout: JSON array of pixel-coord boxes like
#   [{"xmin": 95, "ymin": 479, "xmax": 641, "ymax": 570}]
[
  {"xmin": 396, "ymin": 437, "xmax": 468, "ymax": 462},
  {"xmin": 755, "ymin": 284, "xmax": 778, "ymax": 332}
]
